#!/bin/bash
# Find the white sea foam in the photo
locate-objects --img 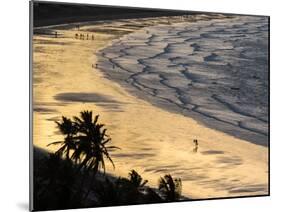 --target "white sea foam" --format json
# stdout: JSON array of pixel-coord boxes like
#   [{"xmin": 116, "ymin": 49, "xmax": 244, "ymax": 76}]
[{"xmin": 98, "ymin": 15, "xmax": 269, "ymax": 146}]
